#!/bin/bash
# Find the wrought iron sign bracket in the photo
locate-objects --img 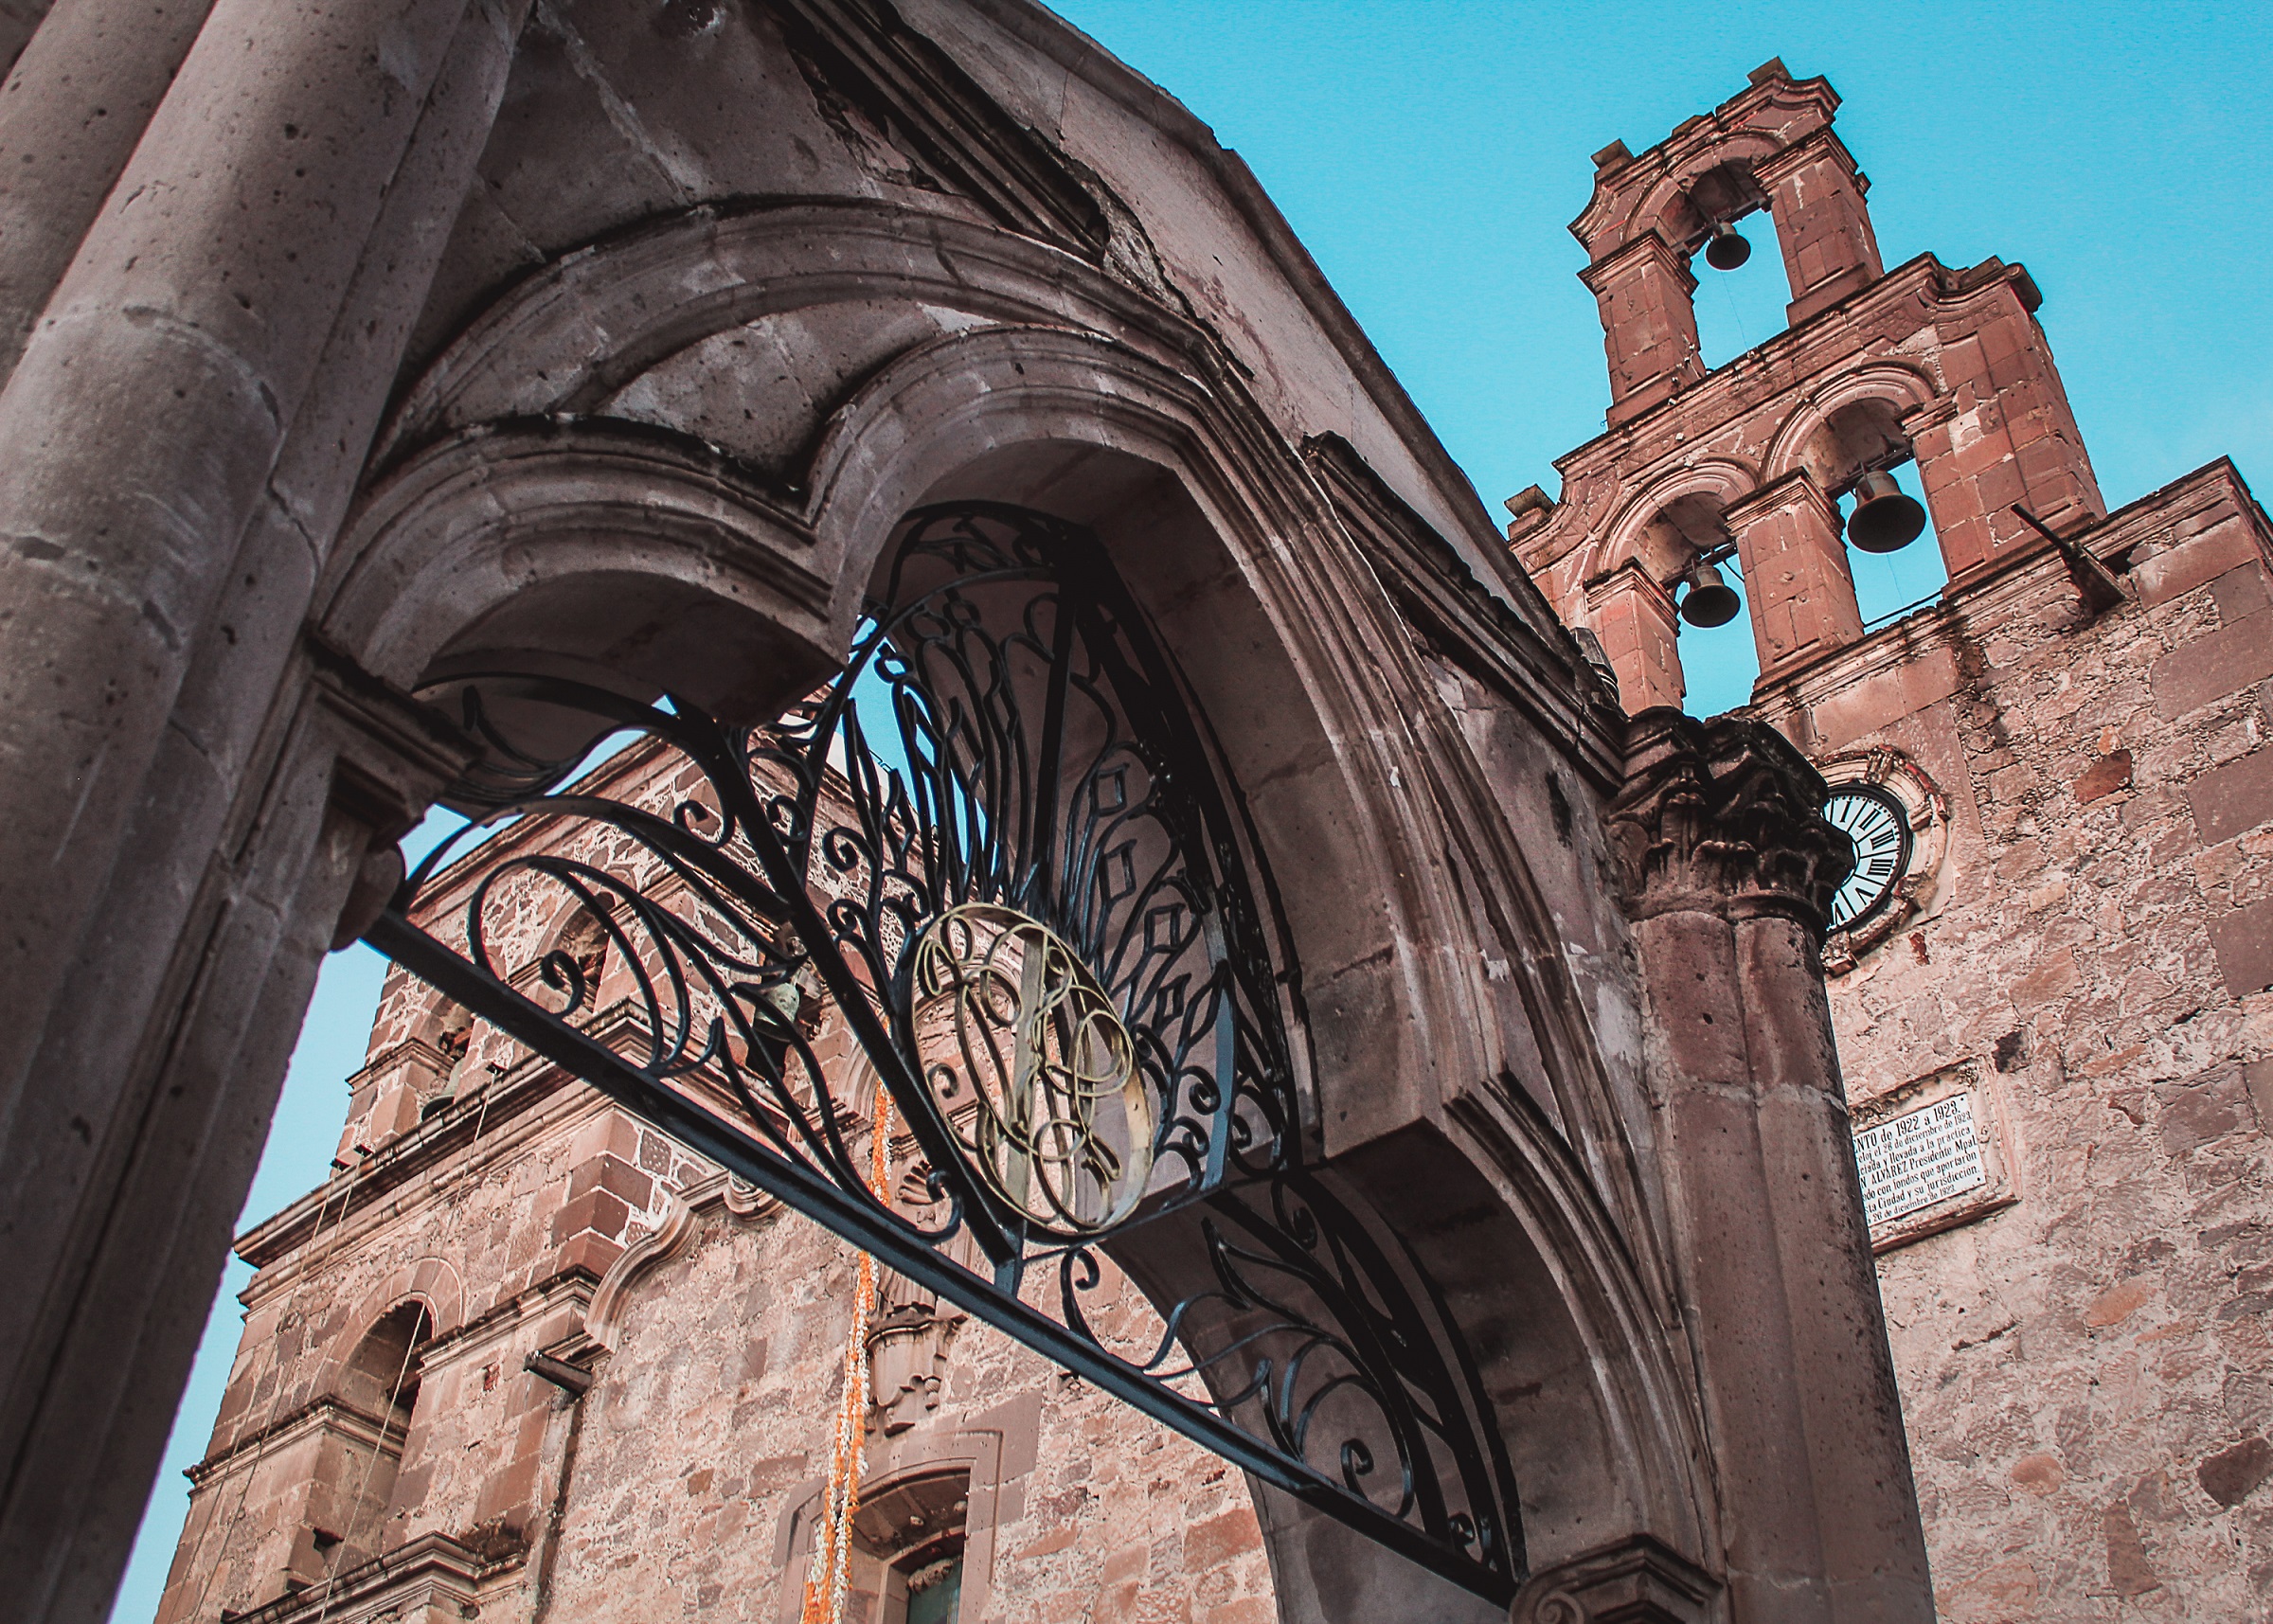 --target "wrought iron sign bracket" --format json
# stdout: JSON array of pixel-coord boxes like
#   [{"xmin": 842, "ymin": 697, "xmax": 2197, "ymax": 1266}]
[
  {"xmin": 367, "ymin": 907, "xmax": 1514, "ymax": 1601},
  {"xmin": 362, "ymin": 501, "xmax": 1523, "ymax": 1602}
]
